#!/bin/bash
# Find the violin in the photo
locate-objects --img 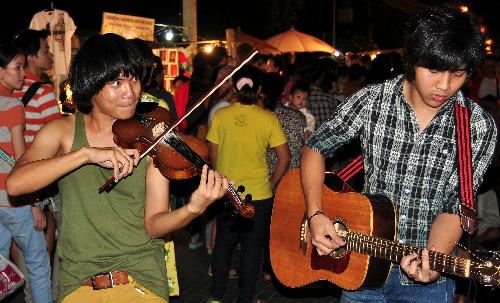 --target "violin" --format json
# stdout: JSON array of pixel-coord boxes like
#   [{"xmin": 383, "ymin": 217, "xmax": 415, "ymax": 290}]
[
  {"xmin": 98, "ymin": 50, "xmax": 259, "ymax": 218},
  {"xmin": 101, "ymin": 103, "xmax": 255, "ymax": 218},
  {"xmin": 112, "ymin": 102, "xmax": 209, "ymax": 180}
]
